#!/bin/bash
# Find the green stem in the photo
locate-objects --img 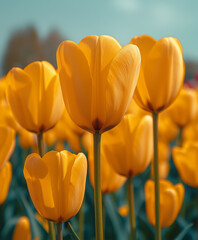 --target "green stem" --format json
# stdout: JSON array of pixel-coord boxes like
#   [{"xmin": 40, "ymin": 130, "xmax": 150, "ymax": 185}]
[
  {"xmin": 177, "ymin": 127, "xmax": 182, "ymax": 147},
  {"xmin": 79, "ymin": 199, "xmax": 85, "ymax": 240},
  {"xmin": 37, "ymin": 133, "xmax": 56, "ymax": 240},
  {"xmin": 127, "ymin": 177, "xmax": 136, "ymax": 240},
  {"xmin": 56, "ymin": 222, "xmax": 63, "ymax": 240},
  {"xmin": 93, "ymin": 132, "xmax": 103, "ymax": 240},
  {"xmin": 37, "ymin": 133, "xmax": 44, "ymax": 157},
  {"xmin": 152, "ymin": 112, "xmax": 161, "ymax": 240},
  {"xmin": 67, "ymin": 222, "xmax": 80, "ymax": 240},
  {"xmin": 102, "ymin": 194, "xmax": 106, "ymax": 238}
]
